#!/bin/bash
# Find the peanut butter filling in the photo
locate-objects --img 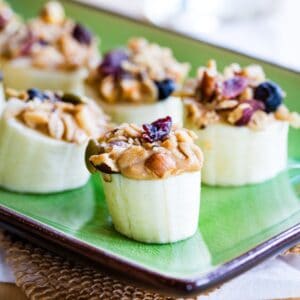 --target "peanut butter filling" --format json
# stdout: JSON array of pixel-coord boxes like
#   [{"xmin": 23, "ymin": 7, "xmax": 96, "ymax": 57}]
[
  {"xmin": 4, "ymin": 88, "xmax": 109, "ymax": 144},
  {"xmin": 1, "ymin": 1, "xmax": 100, "ymax": 71},
  {"xmin": 184, "ymin": 60, "xmax": 300, "ymax": 130},
  {"xmin": 87, "ymin": 117, "xmax": 203, "ymax": 180}
]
